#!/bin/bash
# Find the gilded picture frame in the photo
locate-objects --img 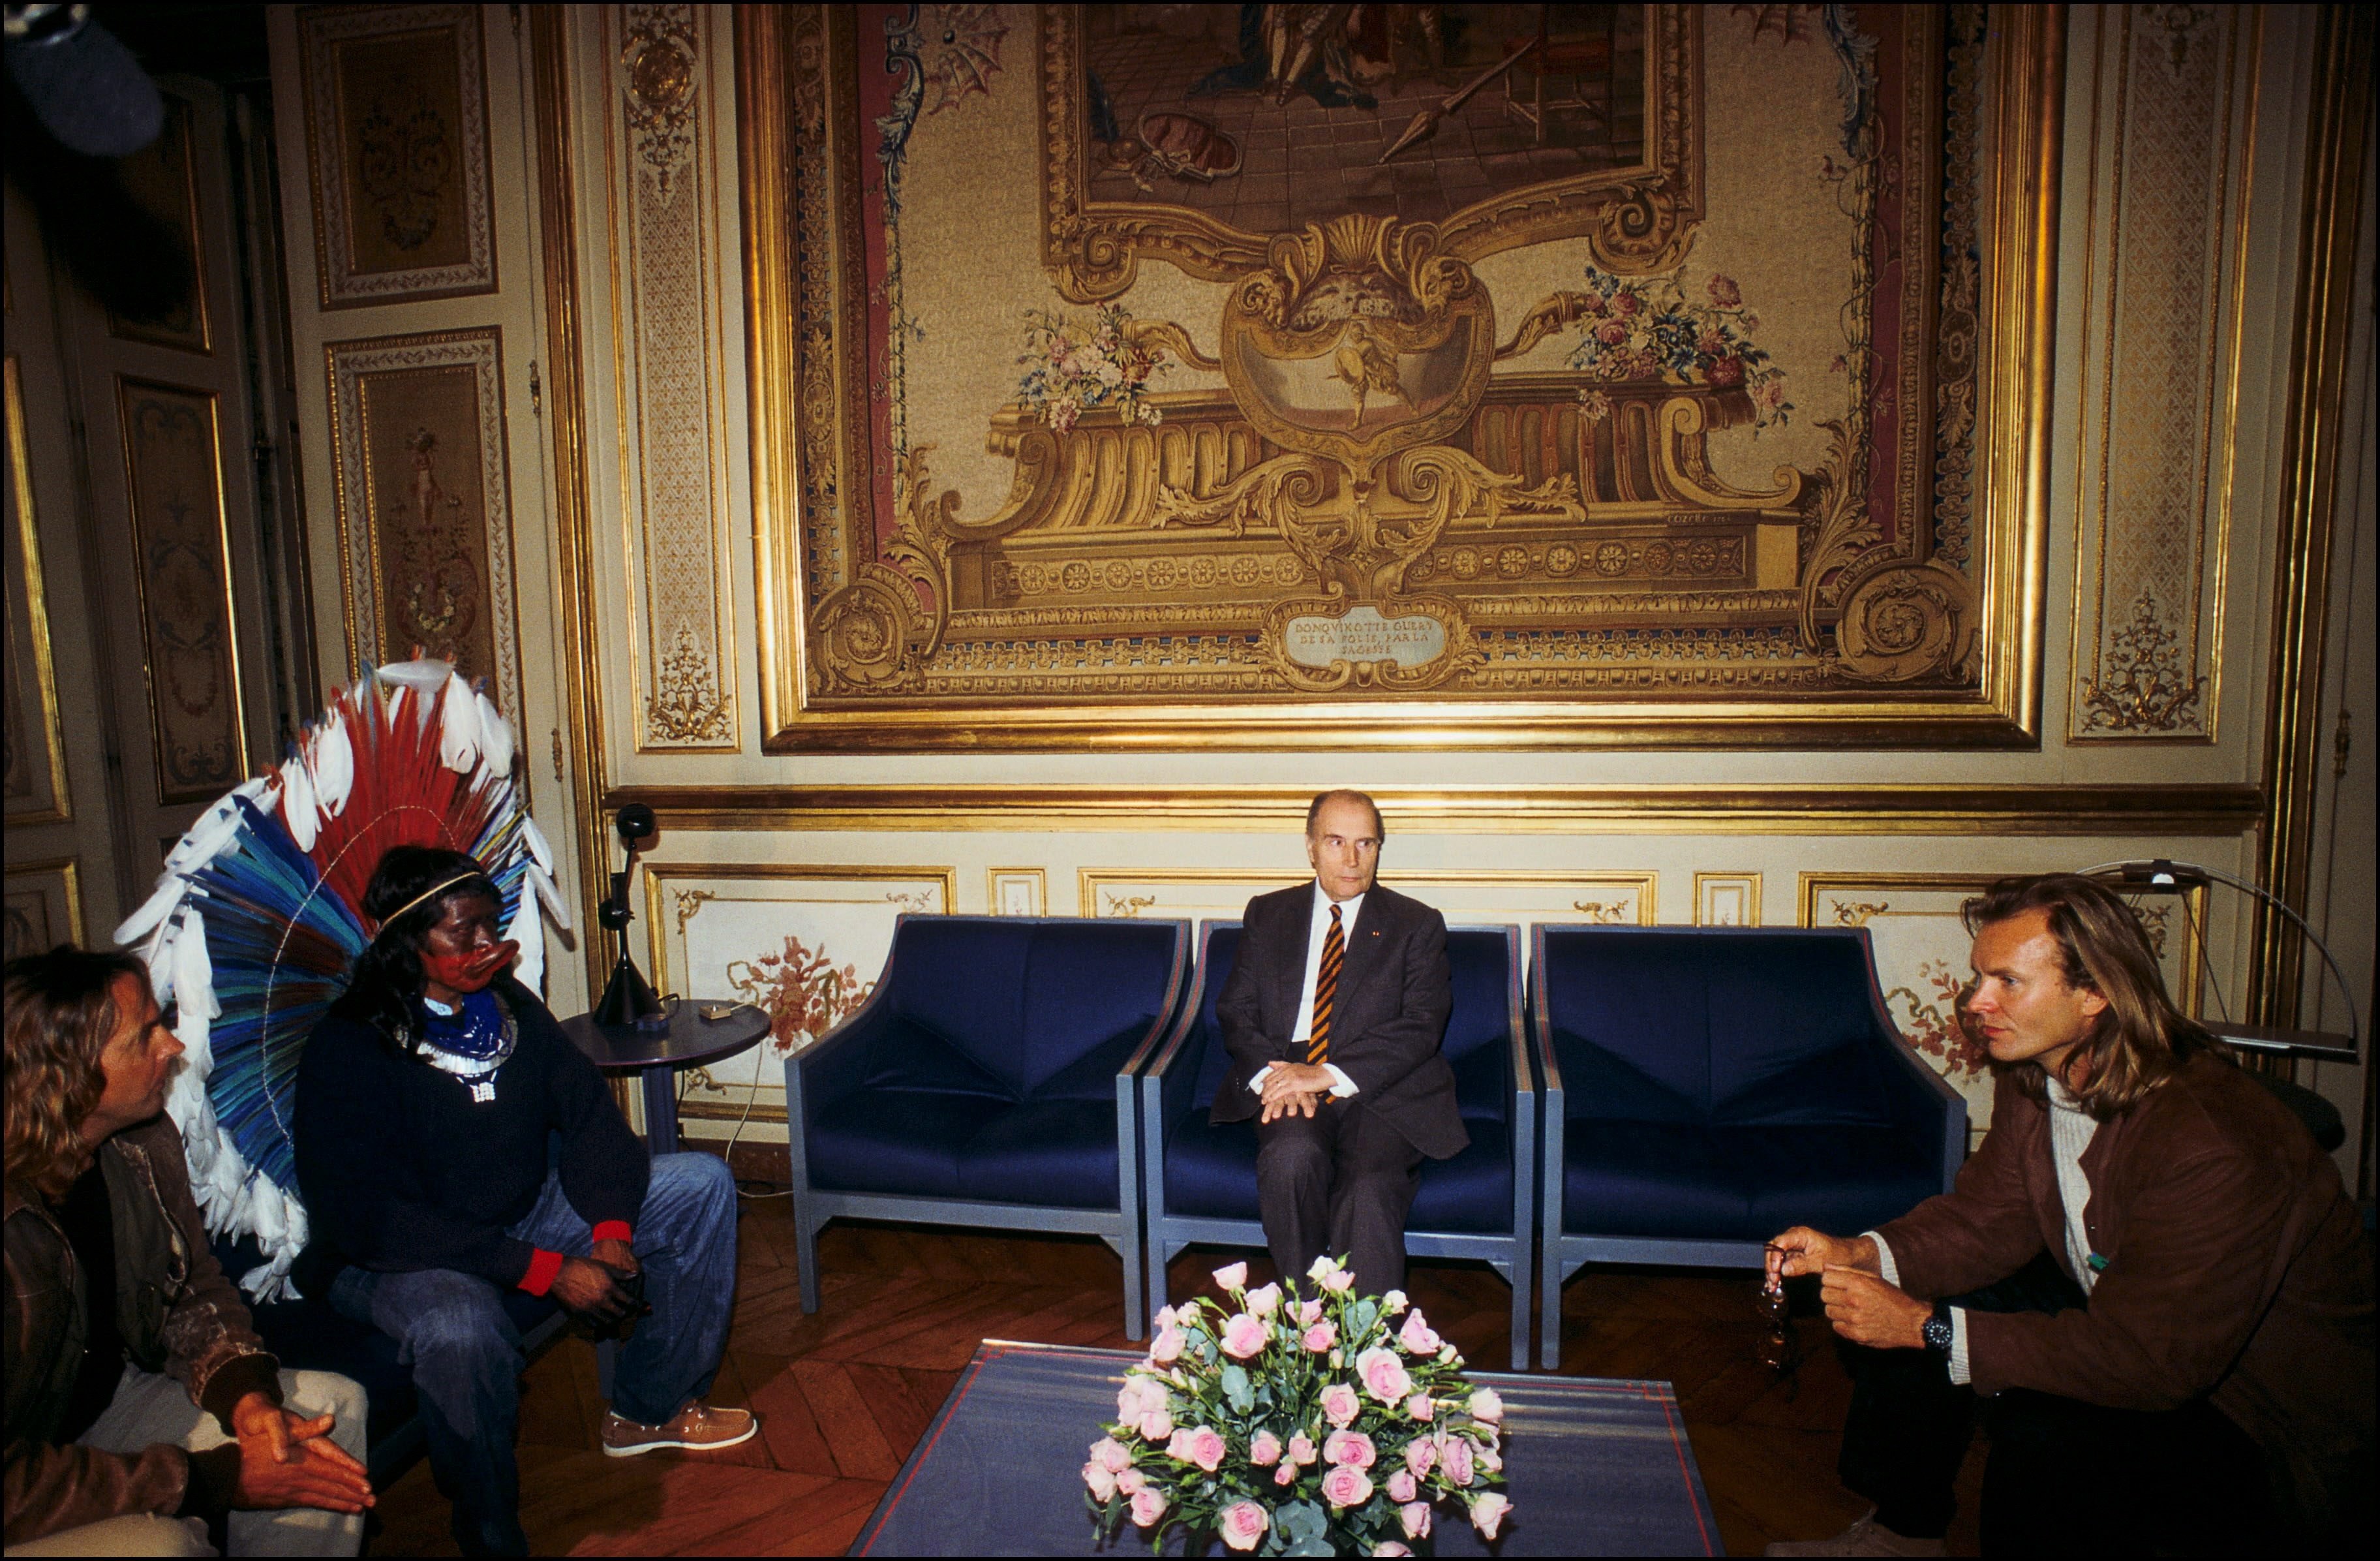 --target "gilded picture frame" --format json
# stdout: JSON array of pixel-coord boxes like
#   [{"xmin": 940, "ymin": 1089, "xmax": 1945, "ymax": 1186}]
[{"xmin": 738, "ymin": 5, "xmax": 2063, "ymax": 751}]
